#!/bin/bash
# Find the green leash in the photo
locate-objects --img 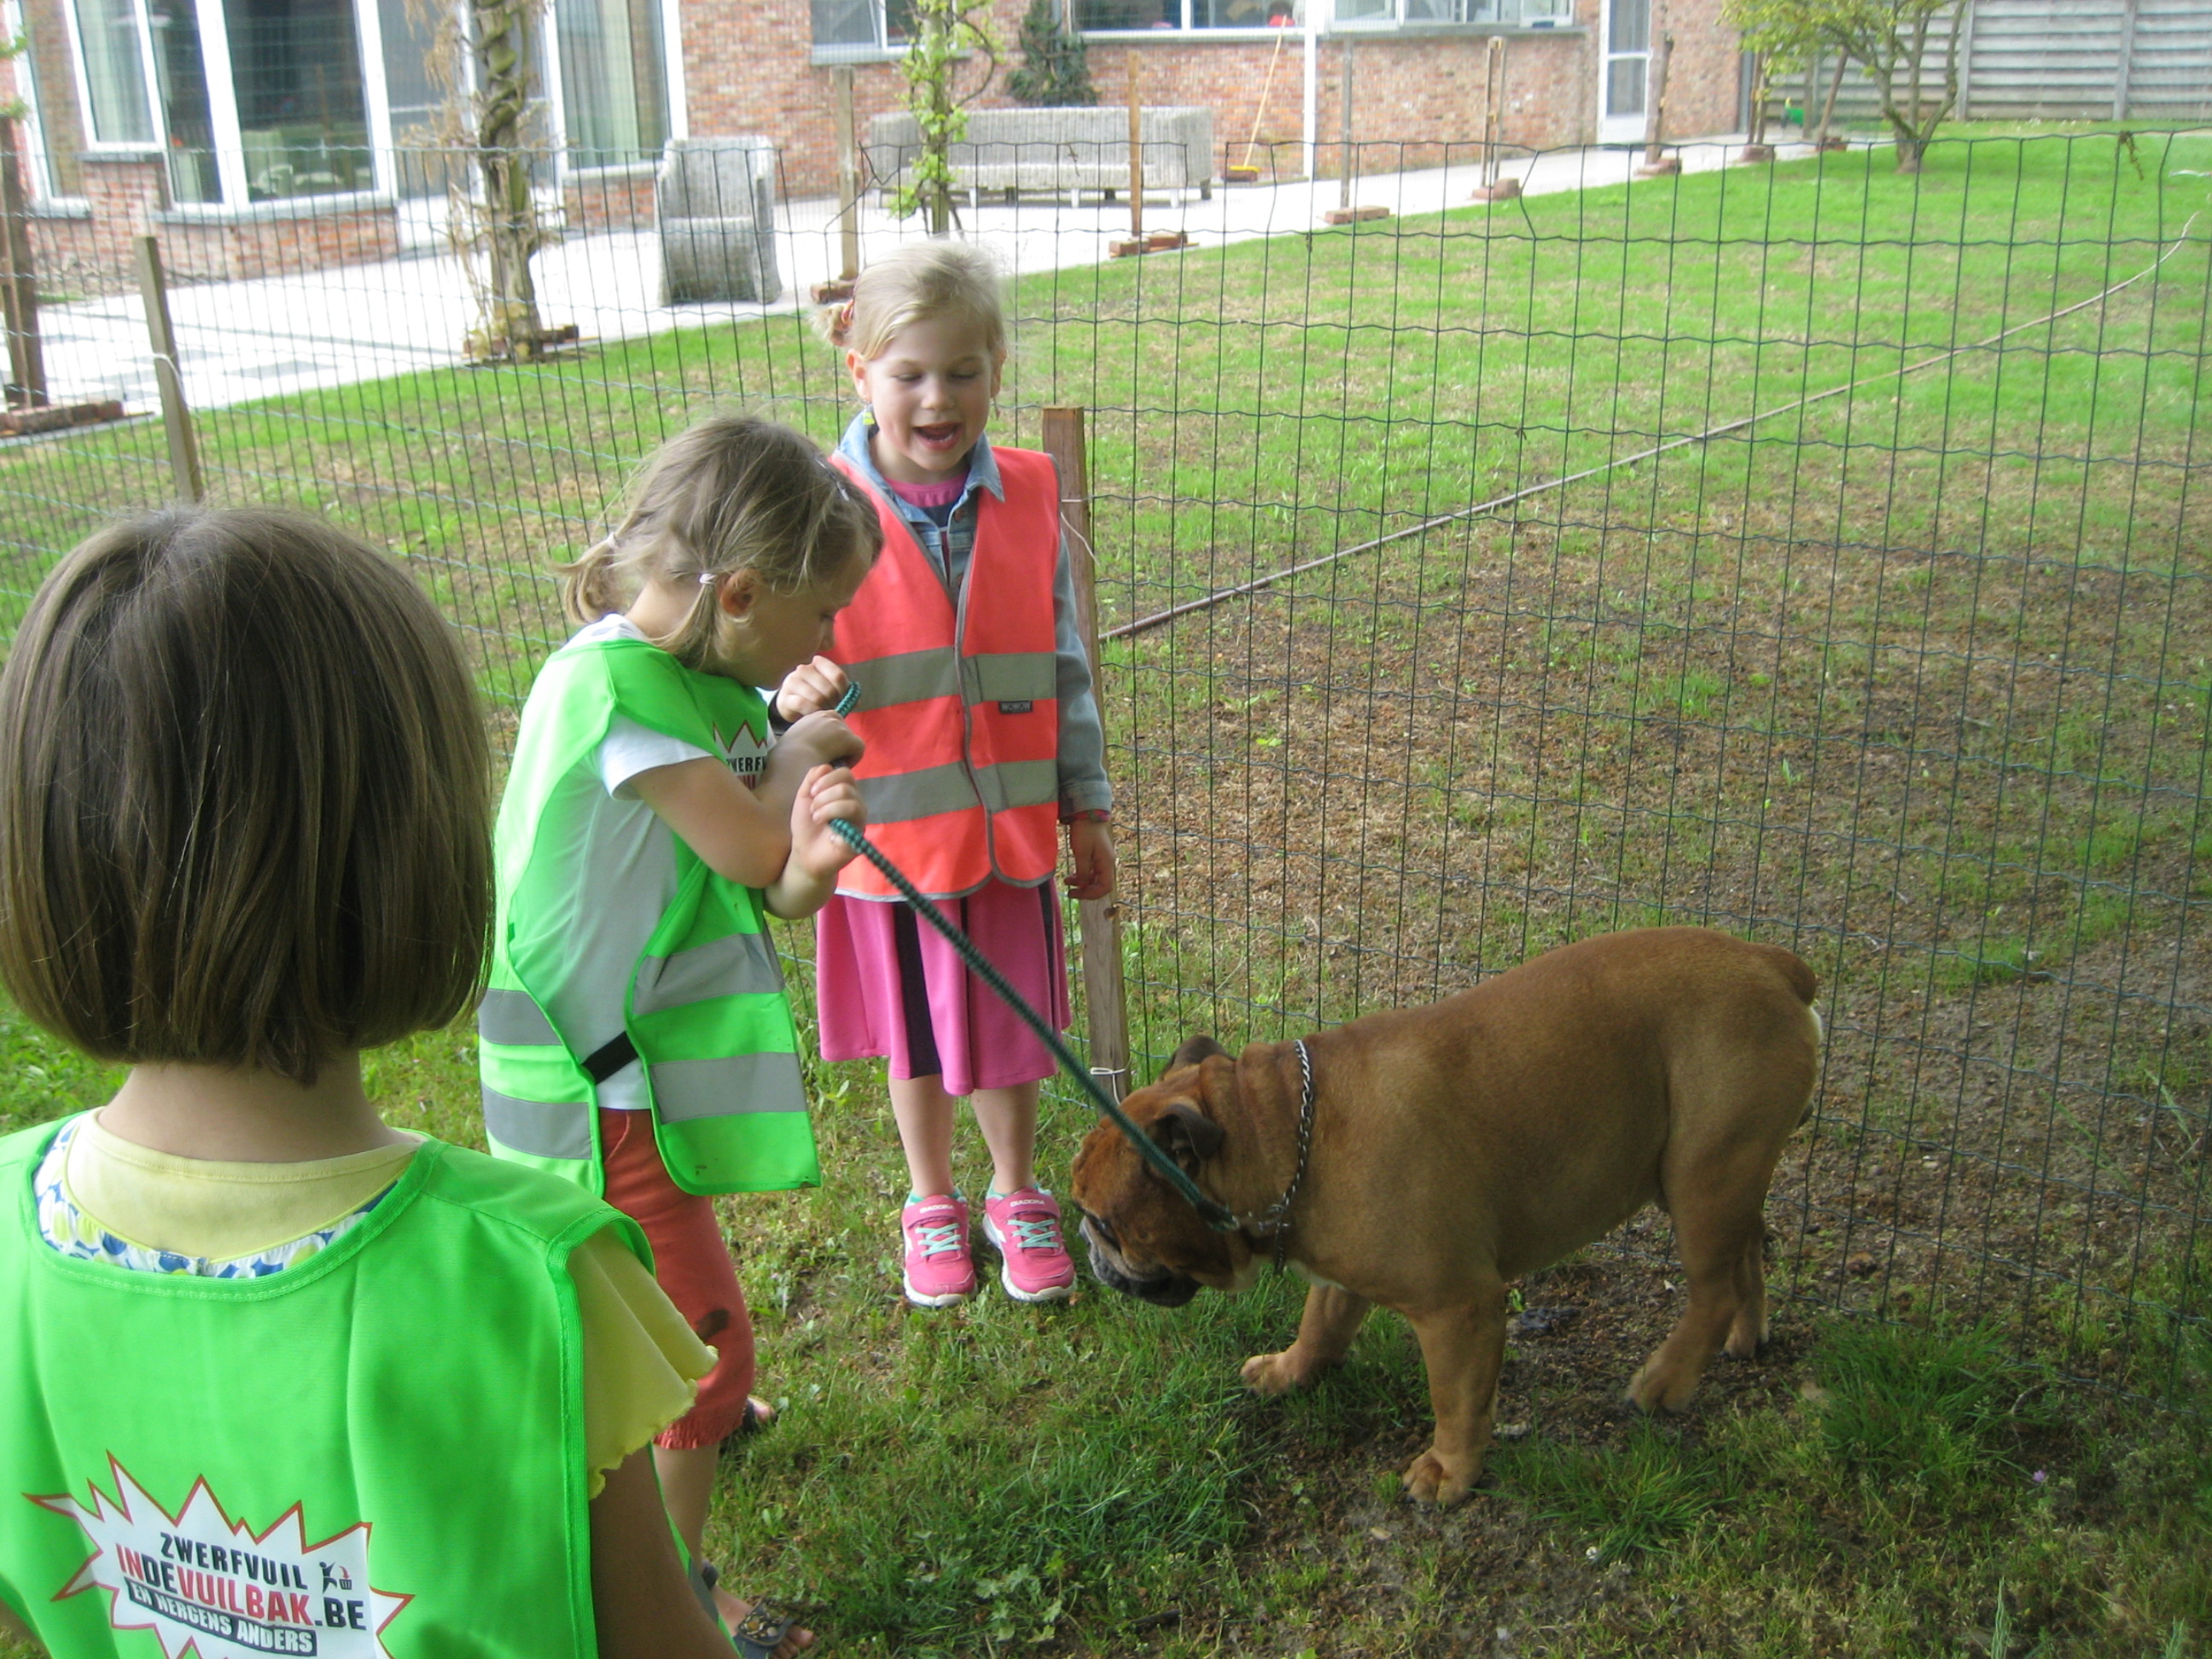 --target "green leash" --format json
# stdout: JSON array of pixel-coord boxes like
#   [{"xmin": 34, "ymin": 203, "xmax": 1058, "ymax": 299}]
[{"xmin": 821, "ymin": 683, "xmax": 1237, "ymax": 1231}]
